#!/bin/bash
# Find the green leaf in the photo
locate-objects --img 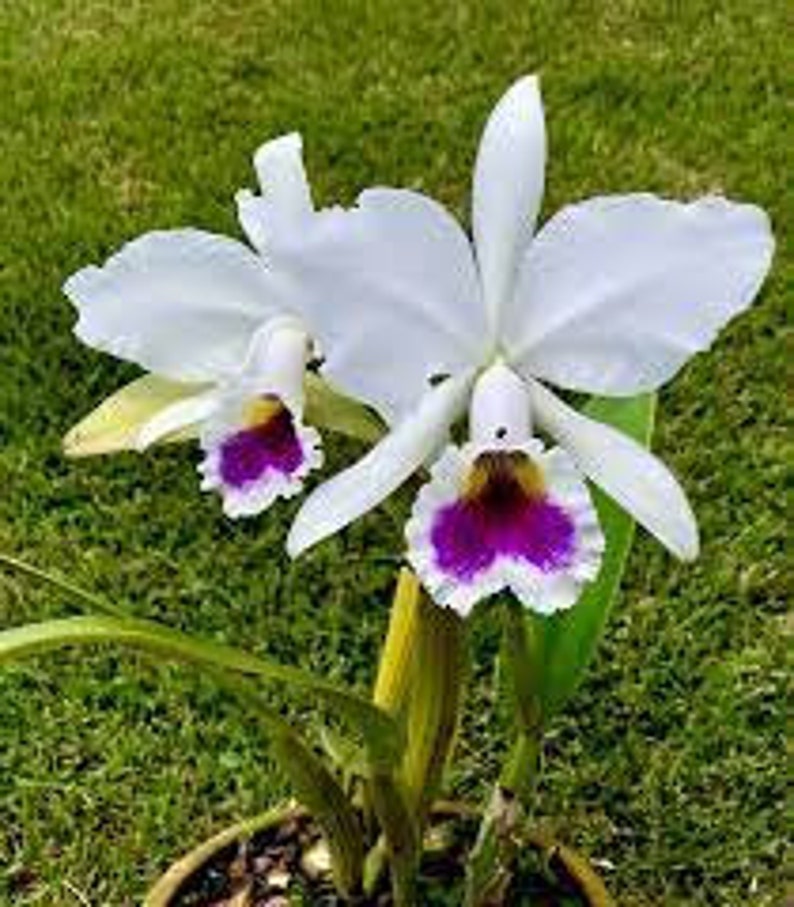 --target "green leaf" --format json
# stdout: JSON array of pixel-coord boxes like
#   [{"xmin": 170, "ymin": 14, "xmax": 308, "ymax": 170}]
[
  {"xmin": 270, "ymin": 732, "xmax": 364, "ymax": 897},
  {"xmin": 304, "ymin": 372, "xmax": 385, "ymax": 444},
  {"xmin": 401, "ymin": 591, "xmax": 466, "ymax": 815},
  {"xmin": 0, "ymin": 613, "xmax": 367, "ymax": 899},
  {"xmin": 0, "ymin": 615, "xmax": 401, "ymax": 765},
  {"xmin": 373, "ymin": 568, "xmax": 421, "ymax": 717},
  {"xmin": 64, "ymin": 375, "xmax": 206, "ymax": 457},
  {"xmin": 137, "ymin": 662, "xmax": 363, "ymax": 900},
  {"xmin": 368, "ymin": 768, "xmax": 420, "ymax": 906},
  {"xmin": 531, "ymin": 393, "xmax": 657, "ymax": 717}
]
